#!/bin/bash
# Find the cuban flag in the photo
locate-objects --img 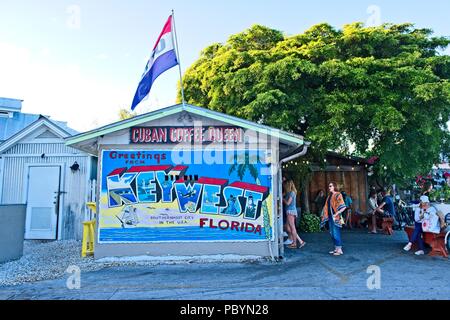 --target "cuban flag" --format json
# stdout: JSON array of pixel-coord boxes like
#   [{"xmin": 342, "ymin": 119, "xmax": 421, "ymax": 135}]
[{"xmin": 131, "ymin": 15, "xmax": 178, "ymax": 111}]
